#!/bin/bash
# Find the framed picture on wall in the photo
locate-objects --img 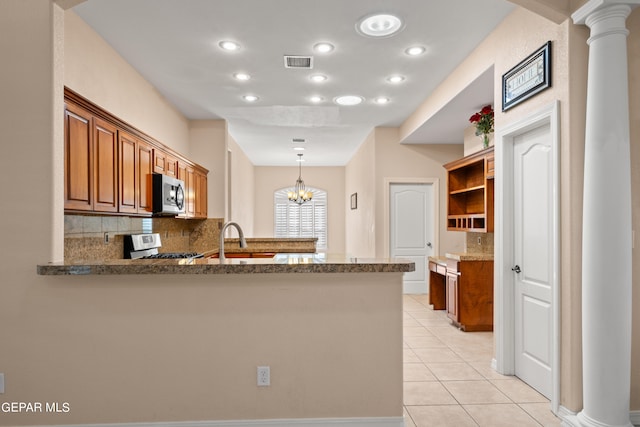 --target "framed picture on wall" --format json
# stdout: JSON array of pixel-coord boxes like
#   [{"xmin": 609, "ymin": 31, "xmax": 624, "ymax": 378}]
[
  {"xmin": 502, "ymin": 41, "xmax": 552, "ymax": 111},
  {"xmin": 350, "ymin": 193, "xmax": 357, "ymax": 210}
]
